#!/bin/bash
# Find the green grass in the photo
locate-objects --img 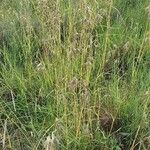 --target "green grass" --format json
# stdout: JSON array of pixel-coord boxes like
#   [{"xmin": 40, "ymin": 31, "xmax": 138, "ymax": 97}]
[{"xmin": 0, "ymin": 0, "xmax": 150, "ymax": 149}]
